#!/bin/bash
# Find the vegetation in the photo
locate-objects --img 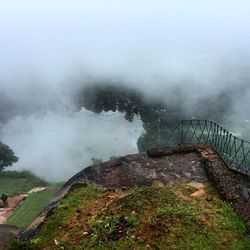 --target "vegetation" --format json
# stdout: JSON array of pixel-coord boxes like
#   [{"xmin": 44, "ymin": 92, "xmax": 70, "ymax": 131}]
[
  {"xmin": 76, "ymin": 83, "xmax": 239, "ymax": 152},
  {"xmin": 0, "ymin": 141, "xmax": 18, "ymax": 171},
  {"xmin": 91, "ymin": 158, "xmax": 103, "ymax": 165},
  {"xmin": 137, "ymin": 128, "xmax": 172, "ymax": 152},
  {"xmin": 0, "ymin": 170, "xmax": 63, "ymax": 231},
  {"xmin": 0, "ymin": 170, "xmax": 48, "ymax": 196},
  {"xmin": 0, "ymin": 170, "xmax": 63, "ymax": 230},
  {"xmin": 8, "ymin": 183, "xmax": 250, "ymax": 249},
  {"xmin": 76, "ymin": 84, "xmax": 176, "ymax": 152},
  {"xmin": 6, "ymin": 183, "xmax": 63, "ymax": 229},
  {"xmin": 0, "ymin": 171, "xmax": 48, "ymax": 196},
  {"xmin": 91, "ymin": 156, "xmax": 121, "ymax": 165}
]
